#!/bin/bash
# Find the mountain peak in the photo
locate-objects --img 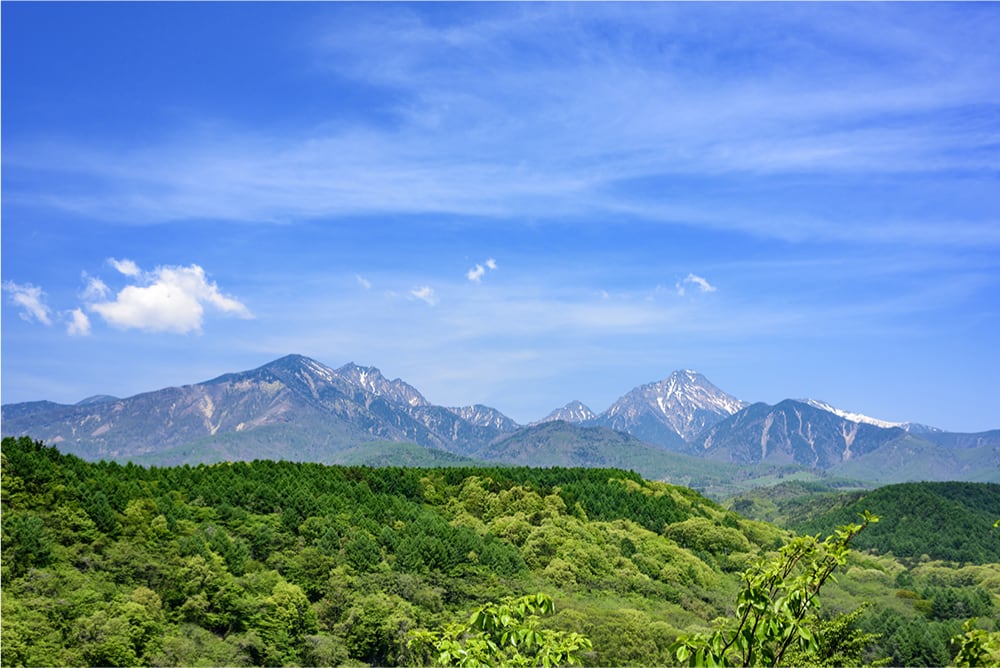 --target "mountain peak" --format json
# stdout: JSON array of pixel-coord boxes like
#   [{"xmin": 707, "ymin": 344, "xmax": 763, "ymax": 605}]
[
  {"xmin": 535, "ymin": 400, "xmax": 597, "ymax": 425},
  {"xmin": 268, "ymin": 353, "xmax": 315, "ymax": 367},
  {"xmin": 260, "ymin": 353, "xmax": 334, "ymax": 376},
  {"xmin": 598, "ymin": 370, "xmax": 748, "ymax": 444},
  {"xmin": 205, "ymin": 354, "xmax": 336, "ymax": 388}
]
